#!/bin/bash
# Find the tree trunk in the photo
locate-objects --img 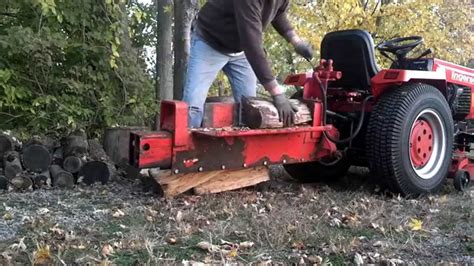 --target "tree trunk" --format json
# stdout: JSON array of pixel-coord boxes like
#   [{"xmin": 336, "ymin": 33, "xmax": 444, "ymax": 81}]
[
  {"xmin": 156, "ymin": 0, "xmax": 174, "ymax": 102},
  {"xmin": 173, "ymin": 0, "xmax": 198, "ymax": 100},
  {"xmin": 241, "ymin": 97, "xmax": 312, "ymax": 129}
]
